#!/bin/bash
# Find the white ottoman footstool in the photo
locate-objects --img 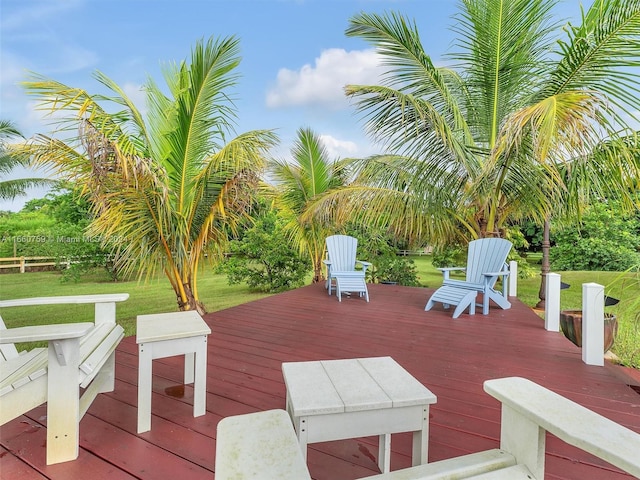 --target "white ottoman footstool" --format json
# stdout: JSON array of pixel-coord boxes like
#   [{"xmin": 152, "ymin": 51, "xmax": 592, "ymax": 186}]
[{"xmin": 425, "ymin": 286, "xmax": 477, "ymax": 318}]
